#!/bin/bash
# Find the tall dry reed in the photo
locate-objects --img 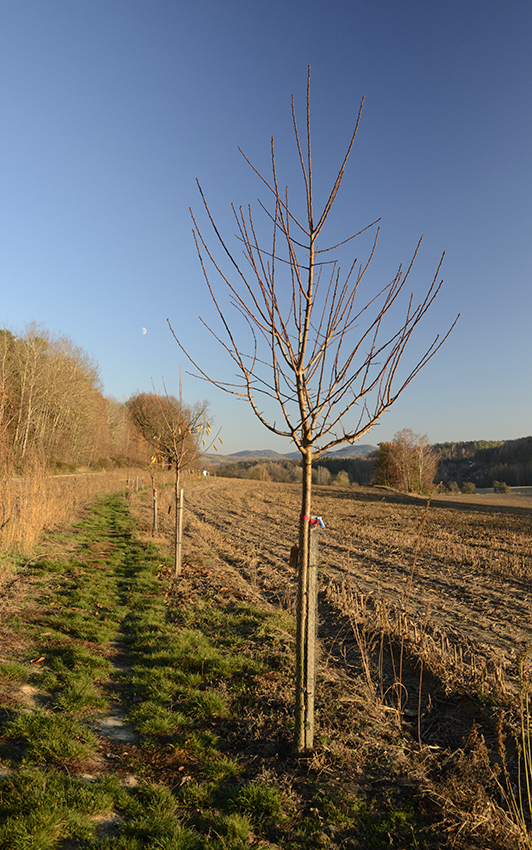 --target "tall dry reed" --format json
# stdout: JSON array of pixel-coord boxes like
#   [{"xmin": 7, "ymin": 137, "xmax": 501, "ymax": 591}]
[
  {"xmin": 0, "ymin": 468, "xmax": 140, "ymax": 583},
  {"xmin": 497, "ymin": 652, "xmax": 532, "ymax": 848}
]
